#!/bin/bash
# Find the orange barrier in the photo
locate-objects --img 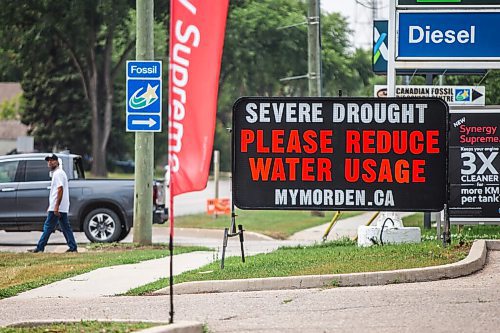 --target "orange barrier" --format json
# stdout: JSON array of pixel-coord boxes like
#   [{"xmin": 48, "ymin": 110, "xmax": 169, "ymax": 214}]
[{"xmin": 207, "ymin": 198, "xmax": 231, "ymax": 215}]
